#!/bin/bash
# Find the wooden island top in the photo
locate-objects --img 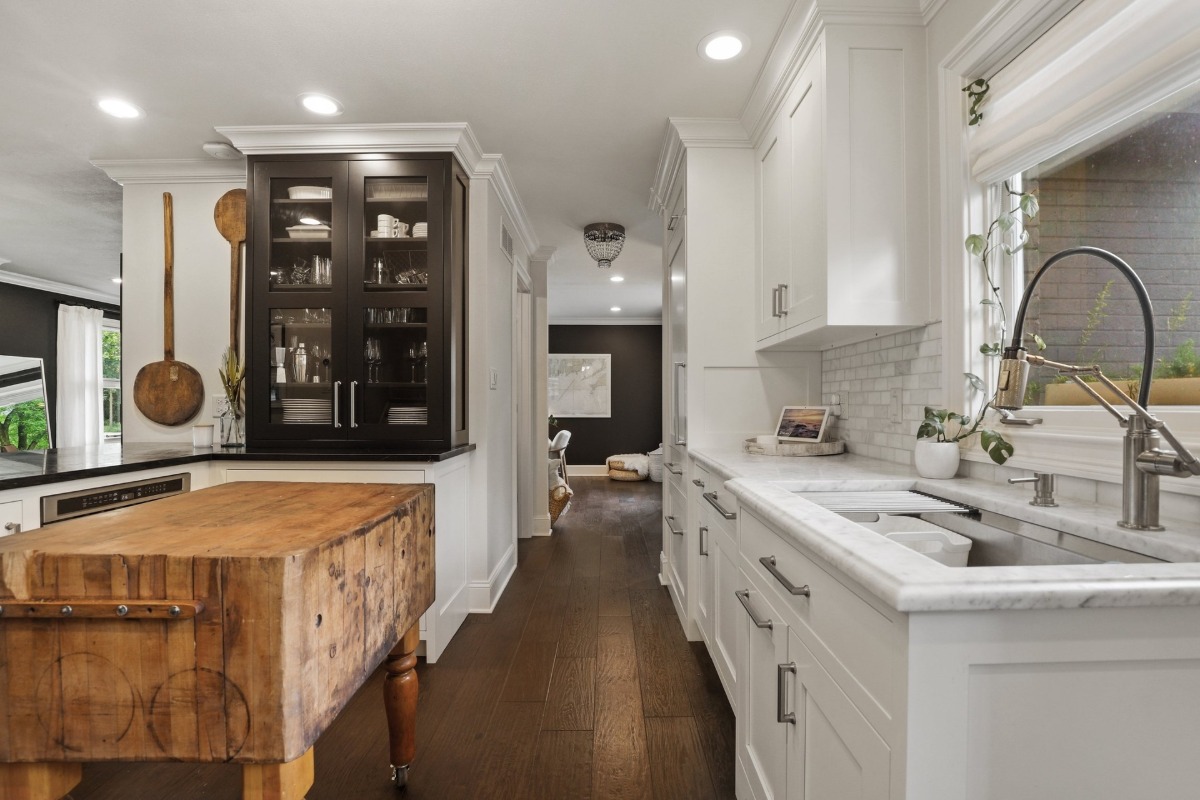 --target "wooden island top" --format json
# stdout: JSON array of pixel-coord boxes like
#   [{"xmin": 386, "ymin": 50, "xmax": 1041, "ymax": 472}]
[{"xmin": 0, "ymin": 481, "xmax": 435, "ymax": 799}]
